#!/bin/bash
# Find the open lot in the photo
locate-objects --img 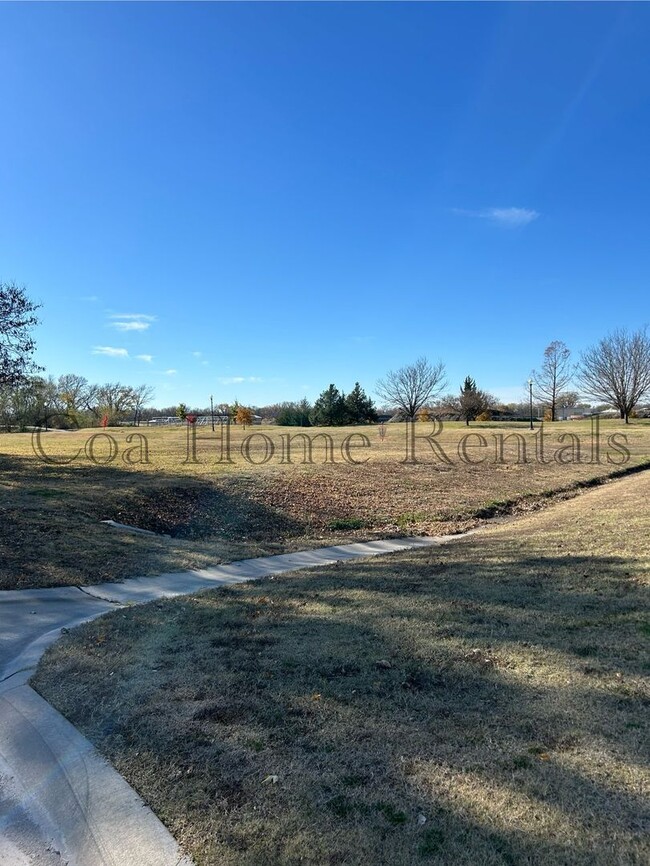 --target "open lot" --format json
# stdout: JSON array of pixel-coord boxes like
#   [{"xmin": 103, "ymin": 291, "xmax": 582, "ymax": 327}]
[
  {"xmin": 1, "ymin": 420, "xmax": 649, "ymax": 589},
  {"xmin": 33, "ymin": 470, "xmax": 649, "ymax": 866}
]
